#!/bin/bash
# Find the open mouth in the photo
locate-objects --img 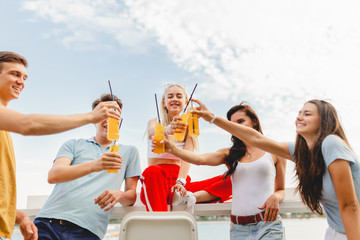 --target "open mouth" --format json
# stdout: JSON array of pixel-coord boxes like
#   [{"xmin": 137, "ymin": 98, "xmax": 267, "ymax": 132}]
[
  {"xmin": 170, "ymin": 102, "xmax": 180, "ymax": 107},
  {"xmin": 13, "ymin": 86, "xmax": 22, "ymax": 93}
]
